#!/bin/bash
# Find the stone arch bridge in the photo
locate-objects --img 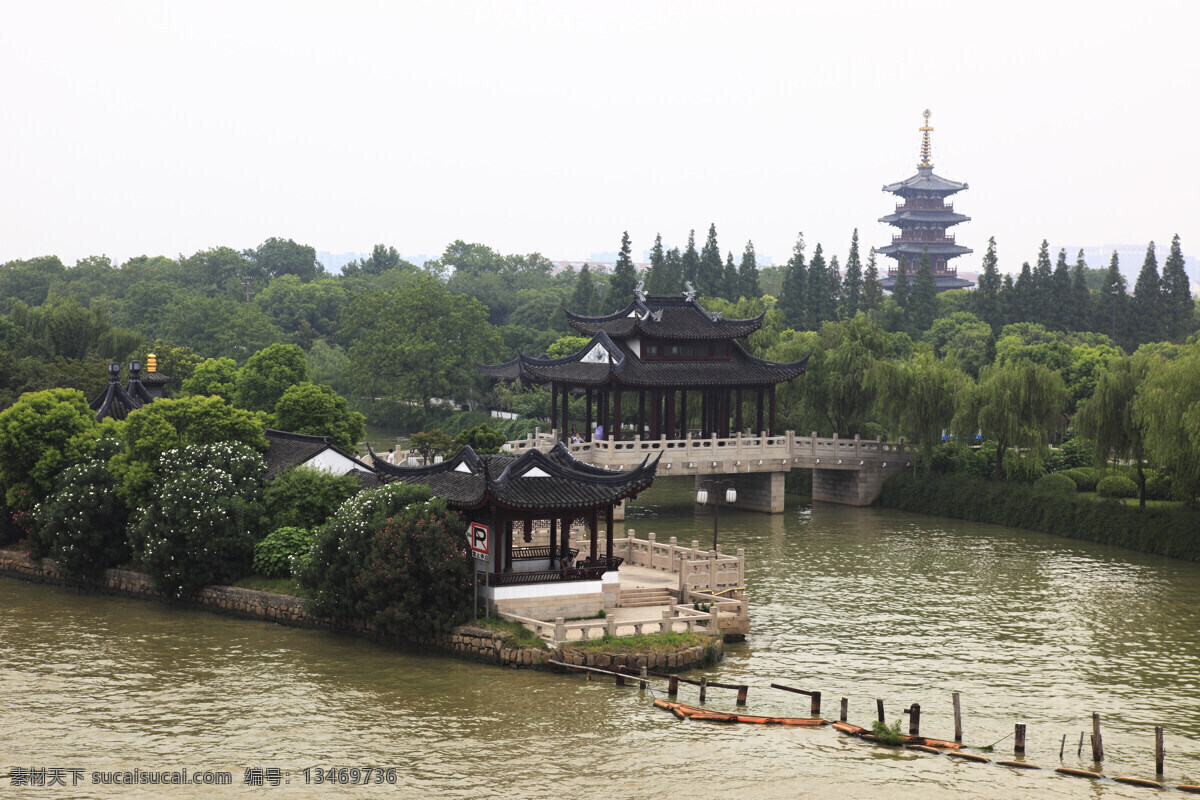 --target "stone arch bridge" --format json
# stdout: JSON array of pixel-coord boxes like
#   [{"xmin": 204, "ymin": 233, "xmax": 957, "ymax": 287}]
[{"xmin": 505, "ymin": 430, "xmax": 916, "ymax": 517}]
